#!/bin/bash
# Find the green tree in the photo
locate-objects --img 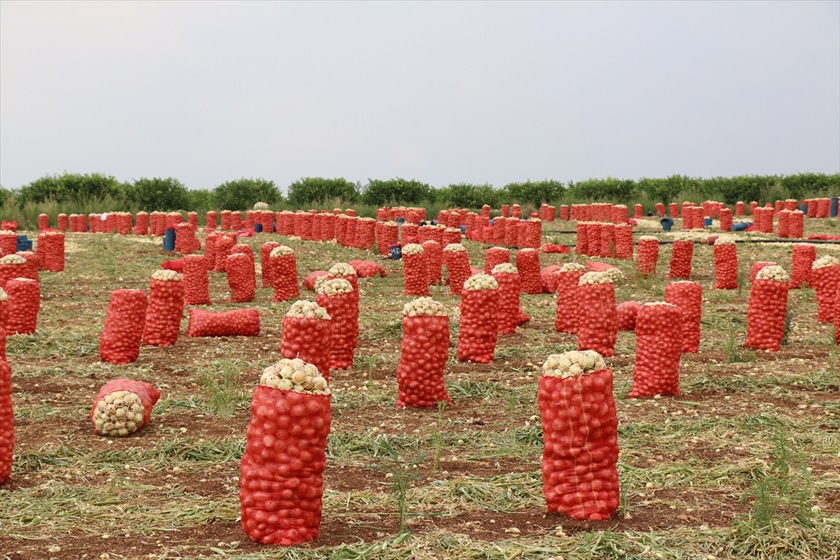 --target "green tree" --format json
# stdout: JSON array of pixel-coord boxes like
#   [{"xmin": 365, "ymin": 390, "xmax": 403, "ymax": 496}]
[
  {"xmin": 17, "ymin": 172, "xmax": 126, "ymax": 206},
  {"xmin": 213, "ymin": 178, "xmax": 281, "ymax": 211},
  {"xmin": 567, "ymin": 178, "xmax": 636, "ymax": 202},
  {"xmin": 362, "ymin": 178, "xmax": 433, "ymax": 206},
  {"xmin": 287, "ymin": 177, "xmax": 359, "ymax": 206},
  {"xmin": 126, "ymin": 177, "xmax": 190, "ymax": 211},
  {"xmin": 439, "ymin": 183, "xmax": 500, "ymax": 209},
  {"xmin": 504, "ymin": 180, "xmax": 565, "ymax": 206},
  {"xmin": 185, "ymin": 189, "xmax": 215, "ymax": 213}
]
